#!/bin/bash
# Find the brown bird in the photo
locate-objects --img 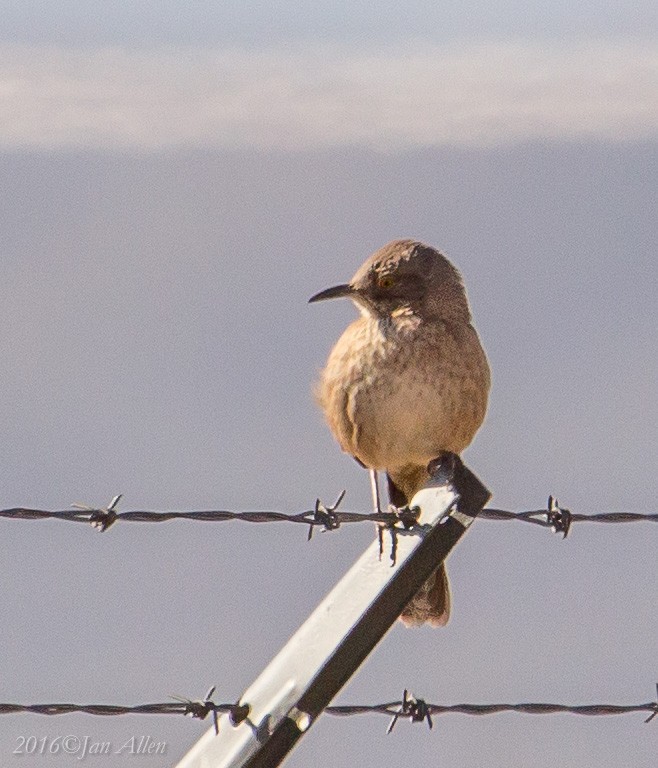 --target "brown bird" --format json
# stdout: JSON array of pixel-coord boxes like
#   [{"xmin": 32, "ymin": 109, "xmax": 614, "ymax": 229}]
[{"xmin": 310, "ymin": 239, "xmax": 490, "ymax": 627}]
